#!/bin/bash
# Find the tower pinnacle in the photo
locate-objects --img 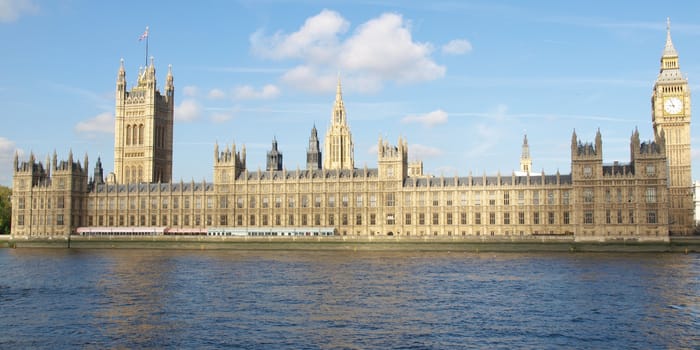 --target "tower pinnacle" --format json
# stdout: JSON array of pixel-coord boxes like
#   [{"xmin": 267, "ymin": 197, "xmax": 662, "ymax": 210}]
[{"xmin": 663, "ymin": 17, "xmax": 678, "ymax": 58}]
